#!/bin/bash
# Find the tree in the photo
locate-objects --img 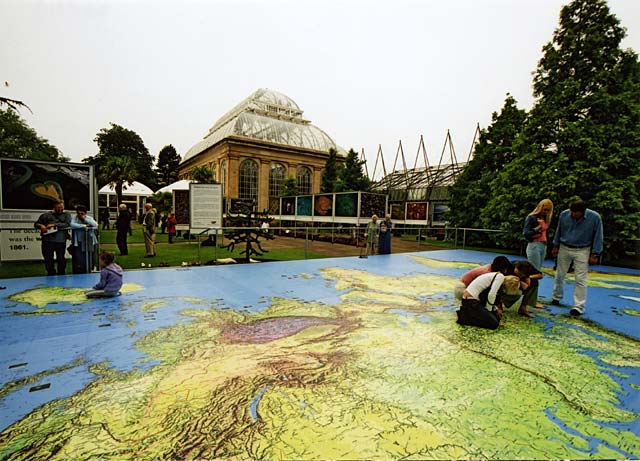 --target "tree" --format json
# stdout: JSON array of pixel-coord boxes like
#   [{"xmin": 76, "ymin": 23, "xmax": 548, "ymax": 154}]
[
  {"xmin": 334, "ymin": 148, "xmax": 370, "ymax": 192},
  {"xmin": 155, "ymin": 145, "xmax": 181, "ymax": 187},
  {"xmin": 0, "ymin": 97, "xmax": 31, "ymax": 113},
  {"xmin": 281, "ymin": 176, "xmax": 298, "ymax": 196},
  {"xmin": 99, "ymin": 156, "xmax": 139, "ymax": 209},
  {"xmin": 321, "ymin": 147, "xmax": 341, "ymax": 192},
  {"xmin": 482, "ymin": 0, "xmax": 640, "ymax": 256},
  {"xmin": 83, "ymin": 123, "xmax": 155, "ymax": 206},
  {"xmin": 447, "ymin": 95, "xmax": 526, "ymax": 231},
  {"xmin": 190, "ymin": 165, "xmax": 216, "ymax": 183},
  {"xmin": 147, "ymin": 191, "xmax": 173, "ymax": 215},
  {"xmin": 0, "ymin": 108, "xmax": 68, "ymax": 161}
]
